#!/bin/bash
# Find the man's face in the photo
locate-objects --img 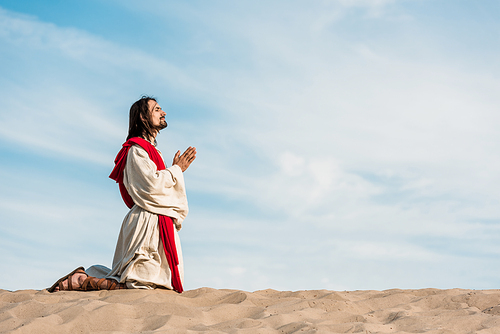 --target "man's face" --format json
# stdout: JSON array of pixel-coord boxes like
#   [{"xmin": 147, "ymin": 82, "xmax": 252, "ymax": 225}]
[{"xmin": 148, "ymin": 100, "xmax": 167, "ymax": 130}]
